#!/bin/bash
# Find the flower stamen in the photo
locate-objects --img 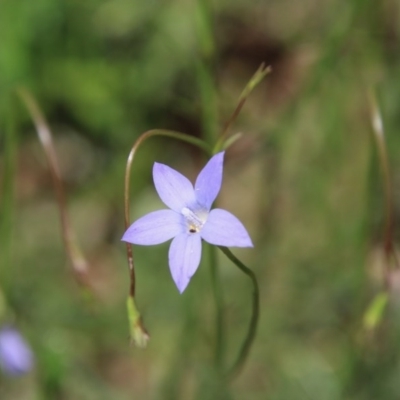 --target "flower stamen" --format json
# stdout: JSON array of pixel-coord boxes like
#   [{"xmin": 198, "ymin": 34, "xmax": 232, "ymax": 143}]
[{"xmin": 181, "ymin": 207, "xmax": 207, "ymax": 234}]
